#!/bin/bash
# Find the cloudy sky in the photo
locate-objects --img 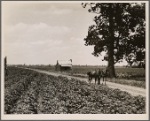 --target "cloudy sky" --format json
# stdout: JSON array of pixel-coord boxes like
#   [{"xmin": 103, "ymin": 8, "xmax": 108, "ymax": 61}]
[{"xmin": 2, "ymin": 1, "xmax": 109, "ymax": 65}]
